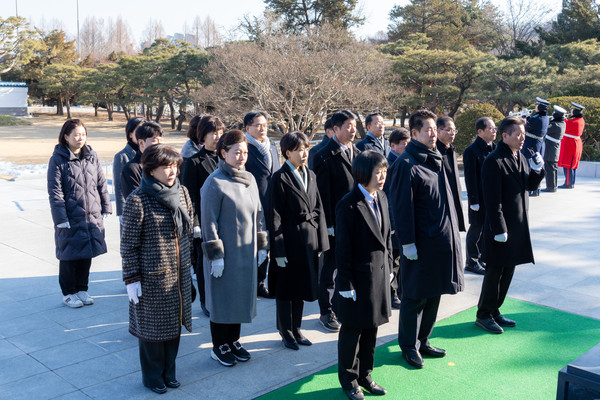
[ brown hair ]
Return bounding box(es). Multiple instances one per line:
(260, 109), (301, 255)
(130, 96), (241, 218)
(58, 119), (87, 146)
(197, 115), (225, 144)
(141, 144), (183, 176)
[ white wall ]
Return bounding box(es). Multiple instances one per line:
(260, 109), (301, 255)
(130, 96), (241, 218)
(0, 87), (28, 108)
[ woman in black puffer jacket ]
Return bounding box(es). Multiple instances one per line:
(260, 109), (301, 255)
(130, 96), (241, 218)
(47, 119), (112, 308)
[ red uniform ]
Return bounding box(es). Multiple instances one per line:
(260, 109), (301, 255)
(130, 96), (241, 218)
(558, 117), (585, 169)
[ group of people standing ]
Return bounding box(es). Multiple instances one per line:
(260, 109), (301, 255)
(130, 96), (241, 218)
(45, 100), (583, 398)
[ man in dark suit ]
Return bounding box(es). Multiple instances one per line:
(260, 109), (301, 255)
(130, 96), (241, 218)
(463, 117), (497, 275)
(308, 117), (334, 170)
(476, 116), (545, 334)
(356, 112), (391, 157)
(313, 110), (361, 332)
(387, 128), (410, 166)
(243, 110), (281, 298)
(388, 109), (464, 369)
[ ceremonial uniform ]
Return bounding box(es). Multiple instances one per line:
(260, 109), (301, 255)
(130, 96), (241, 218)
(558, 116), (585, 188)
(543, 107), (566, 192)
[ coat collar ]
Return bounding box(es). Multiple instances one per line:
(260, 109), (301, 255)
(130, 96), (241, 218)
(497, 140), (525, 188)
(281, 162), (312, 207)
(350, 185), (386, 247)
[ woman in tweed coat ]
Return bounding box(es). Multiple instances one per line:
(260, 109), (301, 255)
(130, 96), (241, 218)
(121, 144), (194, 395)
(201, 129), (269, 367)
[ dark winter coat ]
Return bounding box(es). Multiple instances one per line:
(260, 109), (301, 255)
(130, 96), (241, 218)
(388, 141), (464, 300)
(266, 162), (329, 301)
(245, 141), (281, 207)
(120, 184), (194, 342)
(482, 140), (545, 267)
(544, 120), (566, 163)
(308, 135), (330, 170)
(463, 136), (496, 225)
(436, 141), (465, 232)
(312, 138), (360, 228)
(334, 186), (392, 328)
(120, 151), (142, 201)
(113, 143), (137, 216)
(47, 144), (111, 261)
(356, 133), (391, 157)
(180, 147), (218, 226)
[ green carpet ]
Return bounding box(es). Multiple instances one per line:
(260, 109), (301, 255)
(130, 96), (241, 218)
(260, 298), (600, 400)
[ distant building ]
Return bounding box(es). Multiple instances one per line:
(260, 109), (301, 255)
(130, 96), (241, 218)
(168, 32), (198, 46)
(0, 82), (28, 117)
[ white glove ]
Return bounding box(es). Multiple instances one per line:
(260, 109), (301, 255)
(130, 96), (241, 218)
(339, 290), (356, 301)
(211, 259), (225, 278)
(57, 221), (70, 229)
(470, 204), (480, 211)
(276, 257), (288, 268)
(403, 243), (418, 260)
(528, 152), (543, 171)
(494, 232), (508, 242)
(258, 249), (268, 265)
(102, 213), (109, 219)
(327, 227), (335, 236)
(126, 281), (142, 304)
(193, 226), (202, 238)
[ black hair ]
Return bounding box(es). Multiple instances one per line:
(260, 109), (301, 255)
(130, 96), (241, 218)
(475, 117), (493, 132)
(388, 128), (410, 145)
(352, 150), (388, 186)
(135, 121), (163, 141)
(280, 131), (310, 159)
(216, 129), (247, 160)
(331, 110), (357, 129)
(141, 144), (182, 176)
(365, 112), (383, 129)
(498, 116), (525, 137)
(125, 117), (145, 139)
(186, 115), (202, 143)
(572, 109), (583, 118)
(324, 117), (333, 131)
(243, 110), (269, 130)
(58, 119), (86, 146)
(408, 109), (437, 134)
(197, 115), (225, 144)
(436, 116), (454, 130)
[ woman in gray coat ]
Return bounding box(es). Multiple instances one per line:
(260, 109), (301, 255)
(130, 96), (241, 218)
(47, 119), (111, 308)
(201, 129), (269, 367)
(121, 144), (194, 395)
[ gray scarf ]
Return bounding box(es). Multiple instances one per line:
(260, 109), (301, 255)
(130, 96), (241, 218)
(245, 132), (272, 170)
(140, 173), (191, 238)
(218, 159), (254, 187)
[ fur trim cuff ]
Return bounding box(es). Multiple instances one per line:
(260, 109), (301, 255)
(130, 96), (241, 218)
(257, 231), (269, 250)
(202, 239), (225, 261)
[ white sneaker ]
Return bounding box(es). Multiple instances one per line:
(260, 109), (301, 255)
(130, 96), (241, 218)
(63, 294), (83, 308)
(76, 291), (94, 305)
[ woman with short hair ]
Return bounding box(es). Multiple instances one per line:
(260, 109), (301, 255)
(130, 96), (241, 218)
(180, 115), (203, 158)
(47, 119), (112, 308)
(201, 129), (269, 367)
(121, 144), (195, 394)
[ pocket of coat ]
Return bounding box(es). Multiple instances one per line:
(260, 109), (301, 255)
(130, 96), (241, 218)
(148, 269), (170, 275)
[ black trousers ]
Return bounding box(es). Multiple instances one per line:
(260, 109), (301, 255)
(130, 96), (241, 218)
(477, 263), (516, 319)
(563, 167), (577, 186)
(210, 321), (241, 348)
(390, 248), (401, 298)
(544, 161), (558, 190)
(139, 336), (180, 389)
(398, 295), (441, 351)
(276, 299), (304, 341)
(58, 258), (92, 296)
(192, 238), (206, 304)
(258, 255), (268, 289)
(465, 218), (484, 267)
(318, 236), (337, 316)
(338, 324), (377, 390)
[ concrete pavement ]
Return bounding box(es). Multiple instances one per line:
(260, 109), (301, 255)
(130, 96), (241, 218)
(0, 172), (599, 400)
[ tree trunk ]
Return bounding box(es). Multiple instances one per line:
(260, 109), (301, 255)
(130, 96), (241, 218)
(155, 99), (165, 123)
(57, 98), (64, 116)
(106, 102), (114, 121)
(167, 99), (176, 129)
(124, 106), (131, 121)
(400, 106), (408, 128)
(66, 98), (72, 119)
(94, 103), (99, 117)
(355, 115), (366, 140)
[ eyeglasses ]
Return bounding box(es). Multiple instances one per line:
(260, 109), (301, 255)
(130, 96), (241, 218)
(251, 123), (268, 129)
(443, 128), (459, 134)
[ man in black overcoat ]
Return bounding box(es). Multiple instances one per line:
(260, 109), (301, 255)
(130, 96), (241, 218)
(476, 116), (545, 334)
(313, 110), (361, 332)
(356, 112), (391, 157)
(463, 117), (497, 274)
(388, 110), (464, 369)
(308, 117), (334, 170)
(243, 110), (281, 298)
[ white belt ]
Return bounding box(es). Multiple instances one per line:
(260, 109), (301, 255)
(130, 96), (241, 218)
(563, 133), (580, 139)
(525, 132), (544, 140)
(545, 136), (561, 144)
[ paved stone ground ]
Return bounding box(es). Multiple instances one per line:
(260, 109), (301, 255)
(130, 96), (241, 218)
(0, 173), (599, 400)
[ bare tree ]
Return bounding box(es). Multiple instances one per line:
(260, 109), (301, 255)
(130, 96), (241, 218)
(141, 20), (166, 49)
(79, 16), (107, 61)
(106, 17), (136, 56)
(496, 0), (553, 56)
(191, 16), (223, 49)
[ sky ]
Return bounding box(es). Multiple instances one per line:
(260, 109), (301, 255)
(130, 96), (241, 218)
(2, 0), (563, 46)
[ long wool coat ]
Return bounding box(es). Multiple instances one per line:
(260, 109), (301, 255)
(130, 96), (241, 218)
(201, 161), (269, 324)
(388, 141), (464, 300)
(463, 136), (496, 225)
(482, 140), (545, 267)
(120, 184), (194, 342)
(334, 186), (393, 329)
(266, 163), (329, 301)
(47, 144), (111, 261)
(558, 117), (585, 169)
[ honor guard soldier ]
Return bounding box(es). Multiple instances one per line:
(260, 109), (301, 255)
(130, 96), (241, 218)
(558, 102), (585, 189)
(522, 97), (550, 197)
(542, 106), (567, 192)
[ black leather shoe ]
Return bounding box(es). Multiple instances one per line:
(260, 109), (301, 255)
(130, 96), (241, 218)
(165, 380), (180, 388)
(391, 296), (402, 309)
(150, 385), (167, 394)
(476, 317), (504, 334)
(558, 184), (574, 189)
(420, 344), (446, 358)
(343, 387), (365, 400)
(402, 348), (424, 369)
(283, 339), (299, 350)
(293, 331), (312, 346)
(357, 379), (387, 395)
(257, 284), (273, 298)
(494, 314), (516, 327)
(541, 187), (557, 193)
(465, 263), (485, 275)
